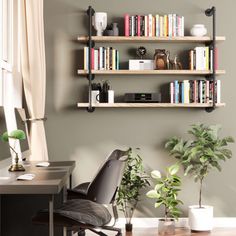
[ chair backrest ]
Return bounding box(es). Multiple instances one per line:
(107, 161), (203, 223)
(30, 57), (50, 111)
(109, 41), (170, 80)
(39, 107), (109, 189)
(86, 149), (129, 204)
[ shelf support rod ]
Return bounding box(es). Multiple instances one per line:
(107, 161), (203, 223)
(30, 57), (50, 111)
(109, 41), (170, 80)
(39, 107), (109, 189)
(205, 6), (216, 113)
(87, 6), (95, 113)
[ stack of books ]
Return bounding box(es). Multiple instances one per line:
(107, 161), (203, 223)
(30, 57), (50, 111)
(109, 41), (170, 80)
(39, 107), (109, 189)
(124, 14), (184, 37)
(170, 80), (221, 104)
(189, 47), (218, 70)
(84, 47), (119, 70)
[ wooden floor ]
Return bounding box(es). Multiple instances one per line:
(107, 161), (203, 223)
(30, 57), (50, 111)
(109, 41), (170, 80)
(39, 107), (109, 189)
(86, 228), (236, 235)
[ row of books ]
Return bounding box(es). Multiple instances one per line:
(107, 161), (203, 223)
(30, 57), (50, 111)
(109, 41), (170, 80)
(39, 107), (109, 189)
(170, 80), (221, 104)
(84, 47), (119, 71)
(189, 47), (218, 71)
(124, 14), (185, 37)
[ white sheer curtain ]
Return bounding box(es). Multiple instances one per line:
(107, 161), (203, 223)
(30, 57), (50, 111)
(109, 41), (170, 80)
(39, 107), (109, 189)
(19, 0), (48, 161)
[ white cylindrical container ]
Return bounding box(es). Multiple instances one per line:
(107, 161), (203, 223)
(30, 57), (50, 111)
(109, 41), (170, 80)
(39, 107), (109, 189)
(188, 205), (213, 231)
(91, 90), (100, 104)
(190, 24), (207, 37)
(108, 90), (114, 103)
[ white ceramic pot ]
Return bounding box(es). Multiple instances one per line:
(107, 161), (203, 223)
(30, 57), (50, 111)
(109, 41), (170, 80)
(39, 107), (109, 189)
(188, 205), (213, 231)
(190, 24), (207, 37)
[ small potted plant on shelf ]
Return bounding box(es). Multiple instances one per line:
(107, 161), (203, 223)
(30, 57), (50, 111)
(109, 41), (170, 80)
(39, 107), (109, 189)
(165, 124), (234, 232)
(116, 148), (150, 232)
(1, 129), (26, 172)
(146, 164), (183, 235)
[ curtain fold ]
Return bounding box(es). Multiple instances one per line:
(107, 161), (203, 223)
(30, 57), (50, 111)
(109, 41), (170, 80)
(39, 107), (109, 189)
(19, 0), (48, 161)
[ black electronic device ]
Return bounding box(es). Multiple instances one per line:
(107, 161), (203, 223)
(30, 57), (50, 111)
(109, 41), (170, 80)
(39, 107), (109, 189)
(124, 93), (162, 103)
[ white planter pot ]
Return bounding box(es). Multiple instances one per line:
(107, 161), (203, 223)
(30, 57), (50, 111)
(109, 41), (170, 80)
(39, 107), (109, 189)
(190, 24), (207, 37)
(188, 205), (213, 231)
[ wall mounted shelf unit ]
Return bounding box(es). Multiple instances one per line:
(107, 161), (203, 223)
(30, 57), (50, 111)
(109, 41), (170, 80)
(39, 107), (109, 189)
(77, 36), (226, 43)
(78, 6), (225, 113)
(77, 103), (226, 108)
(77, 70), (225, 76)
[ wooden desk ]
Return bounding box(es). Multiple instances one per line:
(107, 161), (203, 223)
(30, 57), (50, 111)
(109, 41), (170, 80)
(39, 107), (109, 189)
(0, 161), (75, 236)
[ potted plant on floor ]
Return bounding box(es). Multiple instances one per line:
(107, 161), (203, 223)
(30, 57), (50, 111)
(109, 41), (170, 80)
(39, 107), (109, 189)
(116, 148), (150, 232)
(165, 124), (234, 232)
(1, 129), (26, 171)
(146, 164), (183, 235)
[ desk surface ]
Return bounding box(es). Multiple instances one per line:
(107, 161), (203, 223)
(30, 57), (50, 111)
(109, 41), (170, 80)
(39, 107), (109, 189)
(0, 161), (75, 194)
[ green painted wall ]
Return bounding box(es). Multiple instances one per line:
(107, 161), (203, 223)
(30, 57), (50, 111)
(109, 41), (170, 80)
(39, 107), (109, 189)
(44, 0), (236, 217)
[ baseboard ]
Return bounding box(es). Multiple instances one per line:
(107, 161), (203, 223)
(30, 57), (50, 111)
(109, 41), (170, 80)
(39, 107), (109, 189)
(114, 217), (236, 228)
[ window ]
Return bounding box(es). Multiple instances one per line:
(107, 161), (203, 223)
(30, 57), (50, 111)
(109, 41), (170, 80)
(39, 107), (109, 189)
(0, 0), (22, 108)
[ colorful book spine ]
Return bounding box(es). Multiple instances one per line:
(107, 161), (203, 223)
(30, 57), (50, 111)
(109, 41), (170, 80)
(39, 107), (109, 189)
(155, 15), (159, 36)
(164, 15), (168, 37)
(159, 16), (164, 37)
(137, 15), (141, 36)
(124, 14), (129, 36)
(174, 80), (179, 103)
(148, 14), (153, 37)
(168, 14), (172, 37)
(170, 82), (174, 103)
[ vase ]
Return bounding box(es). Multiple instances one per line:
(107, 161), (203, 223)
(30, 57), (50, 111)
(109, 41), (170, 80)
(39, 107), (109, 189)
(158, 219), (175, 235)
(188, 205), (213, 232)
(112, 23), (119, 36)
(190, 24), (207, 37)
(125, 223), (133, 232)
(154, 49), (168, 70)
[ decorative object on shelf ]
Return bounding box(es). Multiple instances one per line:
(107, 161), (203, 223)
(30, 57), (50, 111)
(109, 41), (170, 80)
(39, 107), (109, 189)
(154, 49), (168, 70)
(146, 164), (182, 235)
(128, 47), (154, 70)
(170, 56), (183, 70)
(117, 148), (150, 232)
(1, 130), (26, 172)
(92, 81), (113, 103)
(106, 23), (119, 36)
(190, 24), (207, 37)
(165, 124), (234, 232)
(137, 46), (147, 59)
(91, 83), (101, 104)
(92, 12), (107, 36)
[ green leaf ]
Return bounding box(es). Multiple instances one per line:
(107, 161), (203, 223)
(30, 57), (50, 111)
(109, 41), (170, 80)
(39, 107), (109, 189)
(146, 190), (160, 199)
(168, 164), (179, 176)
(9, 130), (26, 140)
(154, 184), (163, 191)
(151, 170), (161, 179)
(154, 201), (162, 208)
(1, 132), (9, 142)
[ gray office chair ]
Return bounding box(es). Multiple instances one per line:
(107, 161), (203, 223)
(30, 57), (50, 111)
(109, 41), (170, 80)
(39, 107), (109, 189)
(33, 149), (129, 236)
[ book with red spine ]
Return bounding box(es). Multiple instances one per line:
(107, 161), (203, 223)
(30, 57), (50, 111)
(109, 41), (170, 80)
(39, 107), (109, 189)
(137, 15), (141, 36)
(124, 14), (129, 36)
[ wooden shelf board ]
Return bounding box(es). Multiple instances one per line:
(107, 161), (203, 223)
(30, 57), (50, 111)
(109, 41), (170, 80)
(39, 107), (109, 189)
(77, 70), (225, 75)
(77, 36), (226, 43)
(77, 103), (226, 108)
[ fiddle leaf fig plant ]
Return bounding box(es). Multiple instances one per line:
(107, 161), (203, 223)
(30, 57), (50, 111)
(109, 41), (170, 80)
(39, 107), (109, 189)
(117, 148), (150, 225)
(146, 164), (183, 220)
(165, 124), (234, 208)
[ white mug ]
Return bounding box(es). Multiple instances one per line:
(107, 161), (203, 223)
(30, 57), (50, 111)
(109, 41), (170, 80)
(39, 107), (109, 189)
(91, 90), (100, 104)
(92, 12), (107, 36)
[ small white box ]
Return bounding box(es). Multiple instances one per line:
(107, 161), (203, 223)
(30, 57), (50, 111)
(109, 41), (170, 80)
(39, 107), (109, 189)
(129, 60), (154, 70)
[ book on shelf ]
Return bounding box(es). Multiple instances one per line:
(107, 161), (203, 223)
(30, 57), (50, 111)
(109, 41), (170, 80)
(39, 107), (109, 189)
(189, 47), (218, 71)
(124, 13), (184, 37)
(170, 80), (221, 104)
(83, 47), (120, 71)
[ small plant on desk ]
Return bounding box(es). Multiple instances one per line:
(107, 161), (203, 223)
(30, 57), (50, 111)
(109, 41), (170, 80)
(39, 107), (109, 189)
(1, 129), (26, 172)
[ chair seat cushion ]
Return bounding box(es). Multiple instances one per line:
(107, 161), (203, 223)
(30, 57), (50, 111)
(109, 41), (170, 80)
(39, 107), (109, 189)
(54, 199), (111, 227)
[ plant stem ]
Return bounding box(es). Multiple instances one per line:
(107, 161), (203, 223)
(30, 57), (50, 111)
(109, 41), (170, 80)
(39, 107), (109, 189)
(199, 177), (204, 208)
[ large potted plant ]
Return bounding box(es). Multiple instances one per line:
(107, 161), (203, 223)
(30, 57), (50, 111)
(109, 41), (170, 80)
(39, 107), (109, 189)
(1, 129), (26, 171)
(146, 164), (182, 235)
(116, 148), (150, 232)
(165, 124), (234, 232)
